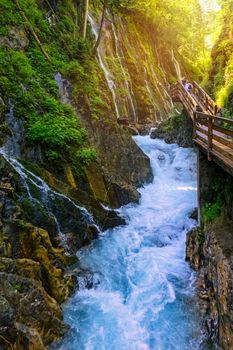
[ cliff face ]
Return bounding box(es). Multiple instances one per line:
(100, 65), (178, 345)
(89, 12), (175, 125)
(186, 152), (233, 349)
(186, 219), (233, 349)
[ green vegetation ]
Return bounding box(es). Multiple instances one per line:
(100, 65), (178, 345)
(0, 0), (106, 174)
(109, 0), (208, 80)
(201, 174), (233, 225)
(202, 201), (221, 224)
(162, 112), (186, 132)
(201, 177), (223, 225)
(203, 0), (233, 115)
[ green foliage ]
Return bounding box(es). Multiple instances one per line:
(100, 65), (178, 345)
(16, 219), (27, 229)
(202, 201), (221, 224)
(13, 283), (21, 291)
(0, 0), (101, 174)
(162, 111), (186, 132)
(27, 100), (86, 148)
(110, 0), (208, 79)
(203, 0), (233, 116)
(76, 148), (96, 165)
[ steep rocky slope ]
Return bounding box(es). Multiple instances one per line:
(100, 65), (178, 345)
(186, 153), (233, 349)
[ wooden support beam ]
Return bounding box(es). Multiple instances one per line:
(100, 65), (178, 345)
(207, 117), (213, 160)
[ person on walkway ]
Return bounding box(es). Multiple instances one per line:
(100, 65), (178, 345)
(185, 82), (193, 94)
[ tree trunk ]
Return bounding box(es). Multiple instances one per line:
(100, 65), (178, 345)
(82, 0), (89, 39)
(14, 0), (51, 63)
(93, 0), (108, 53)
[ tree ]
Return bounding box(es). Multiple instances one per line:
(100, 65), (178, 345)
(82, 0), (89, 38)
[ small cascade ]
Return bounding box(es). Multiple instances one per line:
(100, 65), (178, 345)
(110, 16), (138, 123)
(144, 68), (160, 121)
(0, 147), (96, 247)
(88, 14), (120, 119)
(4, 101), (25, 158)
(171, 49), (182, 82)
(89, 13), (173, 124)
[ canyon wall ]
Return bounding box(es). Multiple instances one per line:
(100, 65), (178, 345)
(186, 151), (233, 349)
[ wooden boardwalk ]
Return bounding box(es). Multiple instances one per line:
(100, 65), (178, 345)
(171, 82), (233, 176)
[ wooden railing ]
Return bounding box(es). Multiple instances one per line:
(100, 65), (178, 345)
(171, 82), (197, 119)
(194, 112), (233, 166)
(192, 81), (218, 116)
(171, 81), (233, 174)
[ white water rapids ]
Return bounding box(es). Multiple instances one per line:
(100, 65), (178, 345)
(52, 136), (210, 350)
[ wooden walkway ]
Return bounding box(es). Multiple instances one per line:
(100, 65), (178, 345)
(171, 82), (233, 176)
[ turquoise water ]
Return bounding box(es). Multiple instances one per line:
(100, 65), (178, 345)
(53, 136), (207, 350)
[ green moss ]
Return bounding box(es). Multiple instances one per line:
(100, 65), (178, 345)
(16, 219), (27, 229)
(0, 0), (102, 175)
(202, 200), (221, 224)
(162, 111), (186, 131)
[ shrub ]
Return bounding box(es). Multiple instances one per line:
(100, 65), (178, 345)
(76, 148), (96, 166)
(202, 201), (221, 224)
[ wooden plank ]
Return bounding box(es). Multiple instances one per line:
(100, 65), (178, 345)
(196, 133), (208, 144)
(213, 134), (233, 149)
(210, 149), (233, 177)
(197, 119), (208, 127)
(213, 142), (233, 161)
(196, 111), (233, 125)
(213, 124), (233, 137)
(197, 126), (208, 136)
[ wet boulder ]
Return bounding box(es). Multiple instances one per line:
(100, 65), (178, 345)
(0, 272), (68, 347)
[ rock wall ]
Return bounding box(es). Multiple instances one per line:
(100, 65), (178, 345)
(0, 156), (74, 349)
(150, 111), (193, 148)
(186, 151), (233, 349)
(89, 12), (175, 125)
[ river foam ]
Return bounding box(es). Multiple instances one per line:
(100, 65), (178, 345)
(52, 136), (207, 350)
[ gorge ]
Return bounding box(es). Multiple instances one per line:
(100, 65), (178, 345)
(0, 0), (233, 349)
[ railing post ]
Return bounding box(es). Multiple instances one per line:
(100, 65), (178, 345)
(205, 96), (208, 112)
(193, 110), (197, 140)
(207, 116), (213, 161)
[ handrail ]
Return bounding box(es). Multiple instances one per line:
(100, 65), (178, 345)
(171, 81), (233, 172)
(196, 111), (233, 126)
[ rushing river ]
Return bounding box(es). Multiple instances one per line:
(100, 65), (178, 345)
(53, 136), (207, 350)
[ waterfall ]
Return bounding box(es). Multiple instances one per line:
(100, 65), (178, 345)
(110, 16), (138, 123)
(51, 136), (208, 350)
(88, 14), (120, 119)
(171, 49), (182, 82)
(144, 68), (160, 121)
(0, 144), (96, 248)
(4, 101), (25, 158)
(89, 13), (173, 124)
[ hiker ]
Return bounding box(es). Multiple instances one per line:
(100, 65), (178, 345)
(185, 82), (193, 94)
